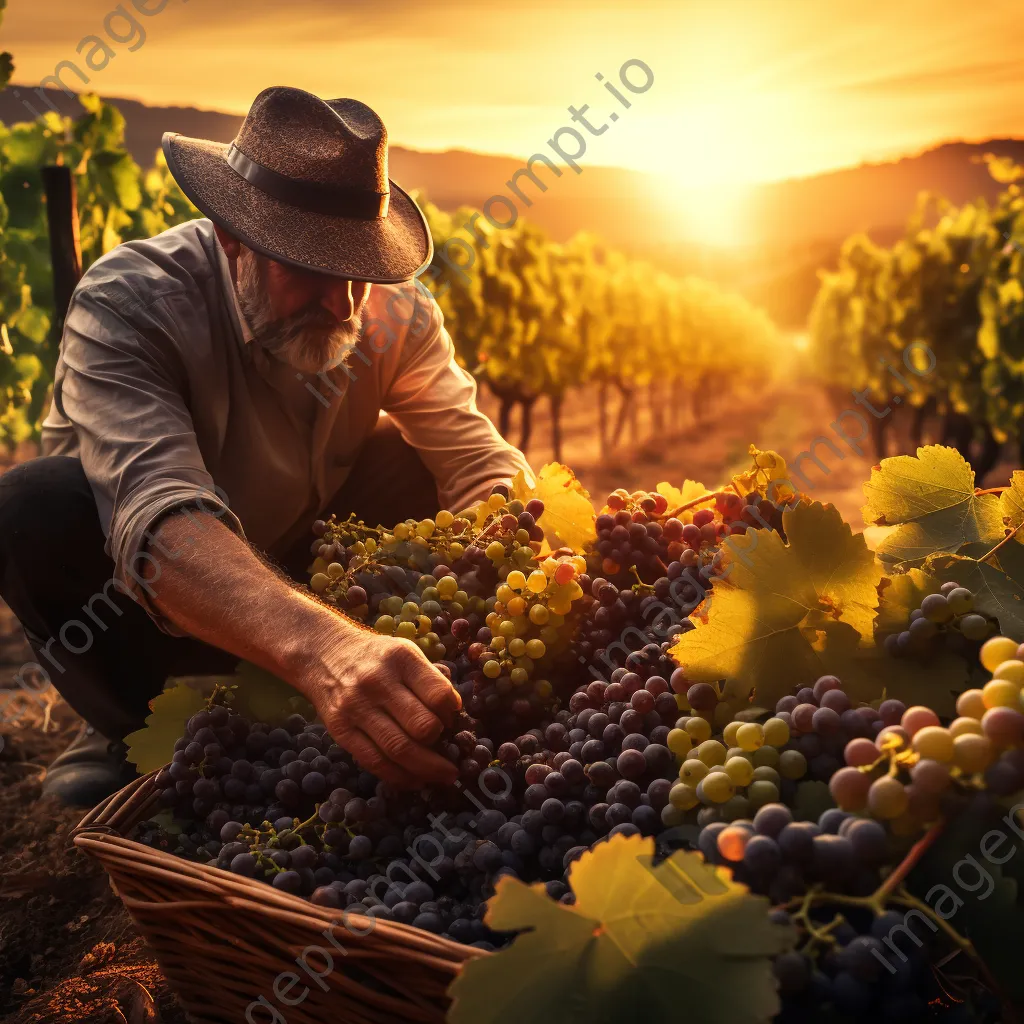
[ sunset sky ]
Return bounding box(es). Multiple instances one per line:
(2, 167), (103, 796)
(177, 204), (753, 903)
(4, 0), (1023, 239)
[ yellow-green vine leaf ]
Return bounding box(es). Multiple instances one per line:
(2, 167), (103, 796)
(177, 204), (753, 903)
(731, 446), (799, 504)
(513, 462), (596, 553)
(861, 446), (1004, 565)
(447, 834), (789, 1024)
(232, 660), (313, 725)
(926, 553), (1024, 642)
(999, 471), (1024, 539)
(655, 480), (714, 519)
(124, 680), (206, 773)
(874, 567), (941, 638)
(670, 502), (882, 708)
(815, 622), (966, 717)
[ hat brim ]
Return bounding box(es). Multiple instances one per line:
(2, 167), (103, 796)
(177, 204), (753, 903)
(163, 134), (433, 283)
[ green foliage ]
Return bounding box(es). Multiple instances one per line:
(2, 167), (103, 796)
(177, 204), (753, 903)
(808, 156), (1024, 443)
(0, 91), (201, 447)
(906, 802), (1024, 1007)
(230, 660), (313, 724)
(412, 193), (778, 406)
(124, 680), (207, 774)
(669, 501), (886, 709)
(669, 489), (973, 714)
(447, 833), (789, 1024)
(862, 445), (1005, 565)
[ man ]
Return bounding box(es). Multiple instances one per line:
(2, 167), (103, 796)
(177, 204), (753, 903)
(0, 86), (532, 805)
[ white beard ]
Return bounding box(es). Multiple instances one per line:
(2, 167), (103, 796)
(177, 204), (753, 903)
(236, 248), (365, 374)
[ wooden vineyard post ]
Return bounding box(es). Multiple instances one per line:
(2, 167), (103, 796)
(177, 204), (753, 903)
(41, 164), (82, 342)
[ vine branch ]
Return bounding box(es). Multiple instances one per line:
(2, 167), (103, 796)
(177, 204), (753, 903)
(876, 819), (945, 899)
(666, 491), (722, 518)
(978, 520), (1024, 566)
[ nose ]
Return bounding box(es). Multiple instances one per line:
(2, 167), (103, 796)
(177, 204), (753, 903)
(318, 279), (356, 323)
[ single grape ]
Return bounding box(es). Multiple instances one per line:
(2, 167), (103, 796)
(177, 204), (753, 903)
(752, 803), (792, 838)
(829, 767), (871, 811)
(867, 776), (908, 819)
(911, 725), (954, 762)
(901, 706), (940, 736)
(946, 587), (974, 615)
(920, 593), (953, 624)
(717, 824), (752, 861)
(700, 771), (735, 804)
(910, 758), (951, 794)
(981, 635), (1019, 672)
(952, 733), (994, 773)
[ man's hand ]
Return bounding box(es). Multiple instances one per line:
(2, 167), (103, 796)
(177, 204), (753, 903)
(145, 511), (462, 791)
(304, 627), (462, 789)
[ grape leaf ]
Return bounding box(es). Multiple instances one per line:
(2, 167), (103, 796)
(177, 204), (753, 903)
(669, 502), (882, 708)
(999, 470), (1024, 538)
(231, 660), (313, 725)
(861, 446), (1004, 565)
(874, 567), (941, 638)
(513, 462), (596, 553)
(655, 479), (714, 520)
(447, 835), (788, 1024)
(904, 801), (1024, 1006)
(926, 553), (1024, 642)
(731, 446), (798, 504)
(990, 539), (1024, 592)
(791, 780), (834, 822)
(815, 624), (967, 718)
(123, 681), (206, 774)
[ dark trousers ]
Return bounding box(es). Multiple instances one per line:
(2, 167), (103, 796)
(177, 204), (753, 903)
(0, 420), (439, 740)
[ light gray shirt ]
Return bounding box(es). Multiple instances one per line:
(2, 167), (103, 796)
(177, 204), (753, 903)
(42, 218), (531, 623)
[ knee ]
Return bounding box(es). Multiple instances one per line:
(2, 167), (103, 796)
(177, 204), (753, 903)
(0, 457), (96, 552)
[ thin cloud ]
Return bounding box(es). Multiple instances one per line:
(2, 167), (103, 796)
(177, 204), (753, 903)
(835, 58), (1024, 95)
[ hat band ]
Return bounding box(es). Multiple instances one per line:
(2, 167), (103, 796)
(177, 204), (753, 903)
(226, 144), (390, 219)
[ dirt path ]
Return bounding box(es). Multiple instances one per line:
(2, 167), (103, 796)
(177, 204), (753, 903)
(481, 374), (883, 527)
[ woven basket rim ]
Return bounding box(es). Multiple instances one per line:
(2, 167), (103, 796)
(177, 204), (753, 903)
(74, 767), (487, 966)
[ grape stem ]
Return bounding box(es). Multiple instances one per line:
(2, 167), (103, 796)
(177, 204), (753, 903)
(978, 519), (1024, 566)
(876, 819), (945, 899)
(779, 817), (1018, 1023)
(974, 487), (1007, 496)
(780, 889), (989, 998)
(665, 491), (723, 518)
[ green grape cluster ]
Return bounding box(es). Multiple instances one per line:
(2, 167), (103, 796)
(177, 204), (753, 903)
(663, 705), (798, 827)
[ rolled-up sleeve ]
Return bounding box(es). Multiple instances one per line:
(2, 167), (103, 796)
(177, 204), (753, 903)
(380, 294), (535, 510)
(55, 287), (243, 618)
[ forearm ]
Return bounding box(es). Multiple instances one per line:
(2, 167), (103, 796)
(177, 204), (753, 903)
(142, 507), (459, 788)
(145, 510), (348, 699)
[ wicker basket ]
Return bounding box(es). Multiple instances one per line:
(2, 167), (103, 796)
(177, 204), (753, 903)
(73, 771), (482, 1024)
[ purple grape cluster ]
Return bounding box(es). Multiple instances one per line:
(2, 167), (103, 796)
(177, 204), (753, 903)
(138, 676), (686, 949)
(882, 580), (994, 663)
(773, 676), (888, 784)
(699, 802), (889, 904)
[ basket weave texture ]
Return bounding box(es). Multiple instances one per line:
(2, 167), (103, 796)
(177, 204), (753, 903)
(74, 771), (481, 1024)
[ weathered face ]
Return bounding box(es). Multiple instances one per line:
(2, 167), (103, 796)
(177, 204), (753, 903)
(235, 246), (373, 373)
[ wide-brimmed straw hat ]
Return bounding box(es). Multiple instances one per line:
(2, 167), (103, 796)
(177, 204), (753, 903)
(162, 86), (432, 282)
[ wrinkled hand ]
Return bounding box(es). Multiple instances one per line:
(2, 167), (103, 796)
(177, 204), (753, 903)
(308, 627), (461, 788)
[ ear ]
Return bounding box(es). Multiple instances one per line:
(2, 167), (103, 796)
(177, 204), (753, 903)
(212, 221), (242, 258)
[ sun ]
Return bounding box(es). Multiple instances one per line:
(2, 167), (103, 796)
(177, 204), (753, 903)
(644, 97), (763, 248)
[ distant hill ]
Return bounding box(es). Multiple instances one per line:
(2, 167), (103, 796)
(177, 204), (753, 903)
(0, 86), (665, 253)
(3, 86), (1023, 324)
(746, 139), (1024, 248)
